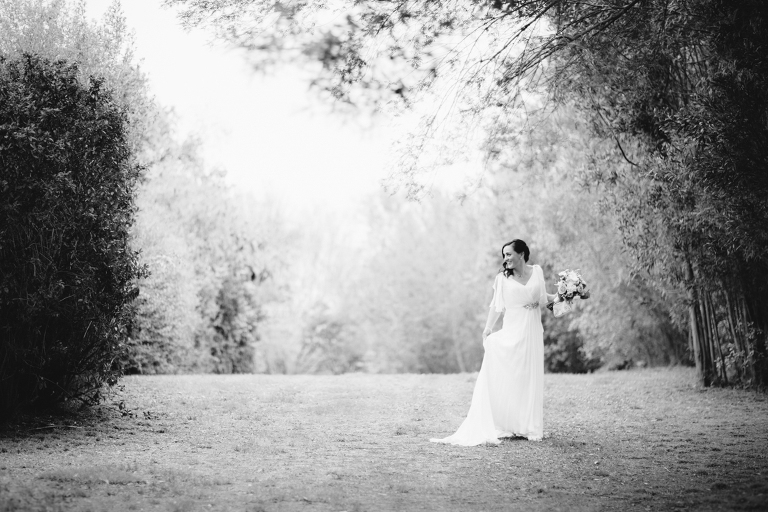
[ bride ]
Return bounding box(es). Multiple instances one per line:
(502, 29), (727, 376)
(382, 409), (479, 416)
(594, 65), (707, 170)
(431, 239), (556, 445)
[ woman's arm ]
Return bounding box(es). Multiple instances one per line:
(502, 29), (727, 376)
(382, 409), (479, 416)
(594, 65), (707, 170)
(537, 265), (558, 306)
(483, 308), (502, 340)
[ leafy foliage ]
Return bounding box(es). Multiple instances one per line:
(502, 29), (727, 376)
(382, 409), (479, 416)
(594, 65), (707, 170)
(0, 0), (278, 380)
(0, 0), (154, 157)
(0, 54), (144, 414)
(128, 129), (277, 375)
(294, 303), (364, 374)
(170, 0), (768, 385)
(540, 0), (768, 385)
(542, 316), (599, 374)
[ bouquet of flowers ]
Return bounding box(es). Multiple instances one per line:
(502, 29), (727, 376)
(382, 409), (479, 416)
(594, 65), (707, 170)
(547, 269), (590, 317)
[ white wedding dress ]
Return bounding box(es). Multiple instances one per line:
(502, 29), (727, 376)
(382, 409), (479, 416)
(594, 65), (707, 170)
(431, 265), (546, 445)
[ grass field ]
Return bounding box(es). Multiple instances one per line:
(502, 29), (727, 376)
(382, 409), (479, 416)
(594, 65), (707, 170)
(1, 368), (767, 511)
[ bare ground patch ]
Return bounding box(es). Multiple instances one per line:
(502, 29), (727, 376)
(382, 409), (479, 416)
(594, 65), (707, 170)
(1, 368), (767, 511)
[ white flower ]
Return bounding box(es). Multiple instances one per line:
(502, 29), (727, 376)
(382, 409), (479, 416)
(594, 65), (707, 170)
(566, 283), (578, 293)
(557, 282), (567, 294)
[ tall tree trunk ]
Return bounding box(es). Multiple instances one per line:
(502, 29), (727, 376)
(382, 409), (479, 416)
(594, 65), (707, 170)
(686, 258), (707, 386)
(699, 295), (717, 384)
(708, 292), (728, 385)
(724, 289), (743, 383)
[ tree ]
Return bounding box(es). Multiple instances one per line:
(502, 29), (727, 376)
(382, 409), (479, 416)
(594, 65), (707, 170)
(169, 0), (768, 386)
(0, 0), (154, 156)
(0, 54), (144, 414)
(0, 0), (282, 382)
(128, 129), (278, 374)
(536, 0), (768, 386)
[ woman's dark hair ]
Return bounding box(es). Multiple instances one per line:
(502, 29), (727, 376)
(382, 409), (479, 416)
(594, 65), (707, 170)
(499, 239), (530, 277)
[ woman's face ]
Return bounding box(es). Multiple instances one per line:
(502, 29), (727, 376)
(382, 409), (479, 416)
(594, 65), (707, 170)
(503, 245), (523, 268)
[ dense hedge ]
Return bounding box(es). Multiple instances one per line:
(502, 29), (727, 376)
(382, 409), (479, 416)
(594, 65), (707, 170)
(0, 54), (144, 416)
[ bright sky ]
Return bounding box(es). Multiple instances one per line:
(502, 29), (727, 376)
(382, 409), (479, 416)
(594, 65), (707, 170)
(85, 0), (395, 216)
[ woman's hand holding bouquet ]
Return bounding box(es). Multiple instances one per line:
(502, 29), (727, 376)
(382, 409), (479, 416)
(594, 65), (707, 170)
(547, 269), (589, 317)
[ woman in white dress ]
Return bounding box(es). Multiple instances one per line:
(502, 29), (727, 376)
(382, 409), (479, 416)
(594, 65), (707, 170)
(431, 239), (556, 445)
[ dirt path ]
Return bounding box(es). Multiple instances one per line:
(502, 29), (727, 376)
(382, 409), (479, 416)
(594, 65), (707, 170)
(1, 368), (767, 511)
